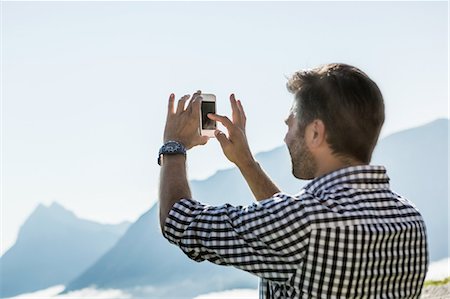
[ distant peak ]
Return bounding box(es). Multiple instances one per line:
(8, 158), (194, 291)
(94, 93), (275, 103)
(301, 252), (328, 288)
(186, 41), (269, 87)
(49, 202), (67, 210)
(33, 201), (75, 218)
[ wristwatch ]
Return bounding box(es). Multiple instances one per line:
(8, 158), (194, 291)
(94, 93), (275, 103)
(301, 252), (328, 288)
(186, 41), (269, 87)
(157, 140), (187, 166)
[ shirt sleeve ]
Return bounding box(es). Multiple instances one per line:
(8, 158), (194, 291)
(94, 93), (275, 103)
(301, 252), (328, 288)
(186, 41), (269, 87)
(162, 193), (311, 283)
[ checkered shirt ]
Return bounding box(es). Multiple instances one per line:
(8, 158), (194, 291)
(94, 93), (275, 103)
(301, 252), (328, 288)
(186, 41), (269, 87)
(163, 165), (429, 298)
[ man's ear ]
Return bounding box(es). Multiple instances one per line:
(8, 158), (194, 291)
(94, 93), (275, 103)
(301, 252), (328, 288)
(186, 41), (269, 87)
(306, 119), (326, 149)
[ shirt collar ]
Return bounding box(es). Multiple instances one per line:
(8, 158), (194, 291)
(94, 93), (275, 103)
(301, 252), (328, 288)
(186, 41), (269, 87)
(303, 165), (390, 196)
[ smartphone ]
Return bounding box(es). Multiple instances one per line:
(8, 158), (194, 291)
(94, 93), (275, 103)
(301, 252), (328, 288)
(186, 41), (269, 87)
(200, 93), (216, 137)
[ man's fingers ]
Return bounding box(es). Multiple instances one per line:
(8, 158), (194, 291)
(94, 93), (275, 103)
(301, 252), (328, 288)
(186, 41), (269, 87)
(198, 135), (209, 145)
(192, 96), (202, 118)
(208, 113), (233, 129)
(230, 93), (240, 122)
(189, 90), (202, 104)
(214, 130), (230, 148)
(230, 94), (246, 129)
(176, 95), (189, 114)
(237, 100), (246, 119)
(237, 99), (246, 129)
(167, 93), (175, 116)
(188, 90), (202, 114)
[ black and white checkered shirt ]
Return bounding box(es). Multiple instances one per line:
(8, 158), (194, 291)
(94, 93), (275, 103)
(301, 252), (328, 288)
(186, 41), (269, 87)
(163, 165), (429, 298)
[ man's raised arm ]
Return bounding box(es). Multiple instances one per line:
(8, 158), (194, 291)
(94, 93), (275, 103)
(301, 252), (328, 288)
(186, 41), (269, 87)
(159, 91), (280, 234)
(208, 94), (280, 201)
(159, 92), (208, 232)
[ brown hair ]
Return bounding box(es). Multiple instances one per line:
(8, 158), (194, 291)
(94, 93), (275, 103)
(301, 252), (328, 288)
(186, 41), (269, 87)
(286, 63), (385, 163)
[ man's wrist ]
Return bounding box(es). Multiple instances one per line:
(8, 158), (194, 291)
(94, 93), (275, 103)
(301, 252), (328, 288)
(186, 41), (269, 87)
(158, 140), (187, 166)
(164, 137), (184, 144)
(160, 154), (186, 166)
(236, 157), (258, 174)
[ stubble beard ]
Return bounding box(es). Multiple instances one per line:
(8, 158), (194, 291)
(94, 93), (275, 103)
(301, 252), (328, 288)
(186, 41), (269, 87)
(290, 137), (317, 180)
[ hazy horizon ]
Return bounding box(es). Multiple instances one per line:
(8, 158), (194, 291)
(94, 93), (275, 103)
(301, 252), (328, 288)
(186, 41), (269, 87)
(3, 257), (450, 299)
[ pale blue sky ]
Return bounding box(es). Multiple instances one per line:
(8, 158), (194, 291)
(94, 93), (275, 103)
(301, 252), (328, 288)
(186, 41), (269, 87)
(2, 1), (448, 255)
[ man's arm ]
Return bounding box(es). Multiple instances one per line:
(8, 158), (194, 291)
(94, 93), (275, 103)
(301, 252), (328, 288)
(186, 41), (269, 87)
(208, 95), (280, 201)
(159, 91), (208, 231)
(159, 155), (190, 232)
(235, 158), (280, 201)
(163, 192), (309, 283)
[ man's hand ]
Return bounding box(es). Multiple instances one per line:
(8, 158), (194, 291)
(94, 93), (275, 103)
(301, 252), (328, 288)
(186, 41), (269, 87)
(164, 91), (209, 149)
(208, 94), (280, 201)
(208, 94), (255, 169)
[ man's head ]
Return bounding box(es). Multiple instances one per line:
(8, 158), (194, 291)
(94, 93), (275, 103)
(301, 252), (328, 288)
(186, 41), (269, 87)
(284, 63), (385, 180)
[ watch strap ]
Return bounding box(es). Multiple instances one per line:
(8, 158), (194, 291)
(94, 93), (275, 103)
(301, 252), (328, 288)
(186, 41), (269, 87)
(158, 140), (187, 166)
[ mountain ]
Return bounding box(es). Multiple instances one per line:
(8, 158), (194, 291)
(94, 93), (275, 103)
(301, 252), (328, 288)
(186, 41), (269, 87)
(0, 202), (130, 298)
(63, 203), (257, 298)
(62, 118), (449, 297)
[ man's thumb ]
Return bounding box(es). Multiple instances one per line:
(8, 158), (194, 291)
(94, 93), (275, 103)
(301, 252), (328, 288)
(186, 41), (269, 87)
(199, 135), (209, 145)
(214, 129), (230, 148)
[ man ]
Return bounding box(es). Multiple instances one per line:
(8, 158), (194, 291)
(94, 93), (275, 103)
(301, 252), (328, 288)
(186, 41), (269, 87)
(158, 63), (428, 298)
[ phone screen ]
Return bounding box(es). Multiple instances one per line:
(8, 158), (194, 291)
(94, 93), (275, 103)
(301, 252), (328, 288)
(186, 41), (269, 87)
(201, 101), (216, 130)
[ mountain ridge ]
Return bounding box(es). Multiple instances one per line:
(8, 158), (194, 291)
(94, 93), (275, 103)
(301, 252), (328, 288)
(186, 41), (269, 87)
(0, 203), (131, 298)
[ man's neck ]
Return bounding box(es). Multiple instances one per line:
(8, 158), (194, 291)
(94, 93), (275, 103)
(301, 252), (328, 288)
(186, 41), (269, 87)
(314, 155), (365, 178)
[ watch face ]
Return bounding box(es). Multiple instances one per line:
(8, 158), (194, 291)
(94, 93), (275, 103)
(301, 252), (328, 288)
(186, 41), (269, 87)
(162, 141), (185, 155)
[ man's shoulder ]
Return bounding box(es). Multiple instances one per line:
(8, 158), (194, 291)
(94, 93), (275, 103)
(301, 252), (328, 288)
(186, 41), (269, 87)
(258, 191), (317, 206)
(282, 187), (424, 227)
(255, 191), (329, 220)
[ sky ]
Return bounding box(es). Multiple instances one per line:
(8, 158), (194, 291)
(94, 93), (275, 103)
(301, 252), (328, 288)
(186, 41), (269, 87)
(1, 1), (449, 256)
